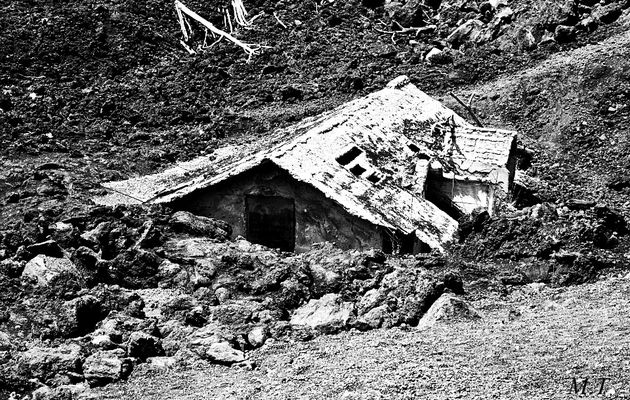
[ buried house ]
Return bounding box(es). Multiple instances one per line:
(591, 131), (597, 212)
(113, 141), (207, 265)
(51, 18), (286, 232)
(95, 76), (517, 254)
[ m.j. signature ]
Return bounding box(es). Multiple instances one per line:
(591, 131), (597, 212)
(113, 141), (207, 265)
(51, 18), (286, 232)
(570, 377), (611, 396)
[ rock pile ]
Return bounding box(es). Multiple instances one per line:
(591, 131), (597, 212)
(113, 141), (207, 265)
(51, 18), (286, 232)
(0, 205), (465, 397)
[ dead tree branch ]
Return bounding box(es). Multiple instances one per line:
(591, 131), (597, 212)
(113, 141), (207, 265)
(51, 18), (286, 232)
(449, 91), (484, 128)
(373, 23), (437, 37)
(231, 0), (252, 27)
(175, 0), (266, 61)
(273, 12), (288, 29)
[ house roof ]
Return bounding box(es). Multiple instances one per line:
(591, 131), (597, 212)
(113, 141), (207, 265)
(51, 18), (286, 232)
(95, 76), (516, 250)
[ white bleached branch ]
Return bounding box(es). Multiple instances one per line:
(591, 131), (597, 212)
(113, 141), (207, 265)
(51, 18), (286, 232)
(232, 0), (252, 27)
(174, 0), (265, 60)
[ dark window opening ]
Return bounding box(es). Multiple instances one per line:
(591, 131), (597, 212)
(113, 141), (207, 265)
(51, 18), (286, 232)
(349, 164), (366, 176)
(366, 172), (381, 183)
(246, 195), (295, 252)
(336, 146), (362, 166)
(382, 230), (419, 255)
(382, 231), (394, 255)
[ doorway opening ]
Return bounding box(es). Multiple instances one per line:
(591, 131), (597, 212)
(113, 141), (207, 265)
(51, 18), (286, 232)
(246, 195), (295, 252)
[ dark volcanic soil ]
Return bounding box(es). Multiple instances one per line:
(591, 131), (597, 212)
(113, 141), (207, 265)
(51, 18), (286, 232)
(1, 0), (626, 196)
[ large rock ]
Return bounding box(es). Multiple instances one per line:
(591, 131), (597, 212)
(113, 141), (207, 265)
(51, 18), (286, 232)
(26, 240), (64, 258)
(80, 221), (110, 248)
(390, 0), (435, 27)
(355, 305), (389, 331)
(93, 312), (158, 344)
(554, 25), (575, 43)
(157, 259), (217, 290)
(160, 320), (196, 356)
(307, 262), (342, 297)
(290, 293), (355, 333)
(187, 323), (244, 364)
(379, 269), (445, 325)
(58, 295), (103, 337)
(147, 356), (177, 369)
(195, 342), (245, 365)
(357, 288), (385, 315)
(208, 300), (262, 326)
(135, 288), (194, 321)
(169, 211), (231, 239)
(425, 47), (453, 64)
(126, 332), (164, 359)
(83, 349), (133, 387)
(90, 334), (118, 350)
(516, 28), (537, 51)
(188, 323), (235, 349)
(32, 384), (88, 400)
(19, 344), (82, 382)
(541, 0), (578, 28)
(446, 19), (485, 48)
(156, 260), (188, 289)
(247, 326), (267, 348)
(99, 248), (162, 289)
(21, 255), (81, 286)
(417, 293), (480, 329)
(592, 3), (623, 25)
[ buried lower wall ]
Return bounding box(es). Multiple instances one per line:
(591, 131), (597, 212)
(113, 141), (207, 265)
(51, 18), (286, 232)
(170, 162), (384, 253)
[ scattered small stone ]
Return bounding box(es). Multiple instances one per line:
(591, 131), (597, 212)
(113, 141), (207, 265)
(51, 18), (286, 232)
(247, 326), (267, 348)
(5, 192), (19, 203)
(0, 330), (11, 351)
(517, 28), (537, 50)
(577, 16), (598, 32)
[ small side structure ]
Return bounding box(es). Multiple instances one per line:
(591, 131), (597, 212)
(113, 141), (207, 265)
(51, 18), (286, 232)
(95, 76), (517, 254)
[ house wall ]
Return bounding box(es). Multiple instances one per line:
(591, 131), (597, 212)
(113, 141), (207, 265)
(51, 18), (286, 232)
(428, 178), (498, 216)
(171, 162), (383, 253)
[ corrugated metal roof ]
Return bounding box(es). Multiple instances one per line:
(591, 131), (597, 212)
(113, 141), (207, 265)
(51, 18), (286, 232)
(95, 76), (515, 250)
